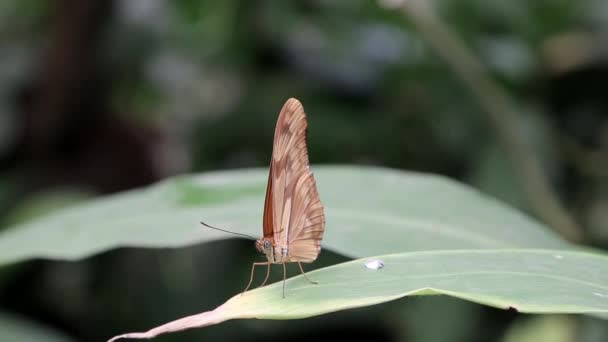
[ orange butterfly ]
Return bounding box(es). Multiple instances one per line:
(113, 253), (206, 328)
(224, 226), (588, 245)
(203, 98), (324, 297)
(245, 98), (325, 298)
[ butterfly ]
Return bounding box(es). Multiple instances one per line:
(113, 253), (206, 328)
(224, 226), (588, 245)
(201, 98), (324, 297)
(246, 98), (325, 298)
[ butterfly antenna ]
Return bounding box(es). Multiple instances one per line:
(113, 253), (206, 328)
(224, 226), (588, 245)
(200, 221), (257, 240)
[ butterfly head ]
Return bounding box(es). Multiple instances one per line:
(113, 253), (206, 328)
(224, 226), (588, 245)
(255, 238), (274, 260)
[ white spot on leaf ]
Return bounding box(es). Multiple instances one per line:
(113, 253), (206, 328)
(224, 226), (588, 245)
(553, 254), (563, 259)
(364, 259), (385, 270)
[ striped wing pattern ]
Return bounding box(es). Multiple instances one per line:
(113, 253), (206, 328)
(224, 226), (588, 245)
(262, 98), (325, 263)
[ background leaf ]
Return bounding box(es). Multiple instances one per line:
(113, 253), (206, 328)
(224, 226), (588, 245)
(0, 166), (569, 266)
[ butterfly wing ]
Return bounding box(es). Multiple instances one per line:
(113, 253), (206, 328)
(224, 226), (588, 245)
(262, 161), (275, 239)
(263, 98), (325, 262)
(285, 171), (325, 262)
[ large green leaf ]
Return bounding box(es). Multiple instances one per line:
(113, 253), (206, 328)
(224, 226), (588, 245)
(0, 166), (567, 266)
(107, 249), (608, 341)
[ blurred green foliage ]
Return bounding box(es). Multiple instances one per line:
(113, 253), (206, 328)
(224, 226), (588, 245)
(0, 0), (607, 341)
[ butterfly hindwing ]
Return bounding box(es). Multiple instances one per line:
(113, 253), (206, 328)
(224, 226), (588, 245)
(286, 171), (324, 262)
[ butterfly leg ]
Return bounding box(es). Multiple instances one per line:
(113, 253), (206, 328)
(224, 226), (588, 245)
(243, 262), (270, 295)
(282, 263), (287, 299)
(258, 263), (272, 288)
(297, 261), (318, 284)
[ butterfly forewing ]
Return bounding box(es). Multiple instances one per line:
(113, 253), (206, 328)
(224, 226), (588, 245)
(262, 98), (325, 263)
(262, 163), (275, 239)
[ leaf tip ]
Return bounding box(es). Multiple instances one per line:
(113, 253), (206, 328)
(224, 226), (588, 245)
(106, 303), (231, 340)
(107, 332), (153, 341)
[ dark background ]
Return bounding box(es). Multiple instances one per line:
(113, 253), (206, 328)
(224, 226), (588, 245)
(0, 0), (607, 341)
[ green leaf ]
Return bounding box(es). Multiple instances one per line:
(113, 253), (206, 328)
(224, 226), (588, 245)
(107, 249), (608, 341)
(0, 312), (74, 342)
(0, 166), (568, 266)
